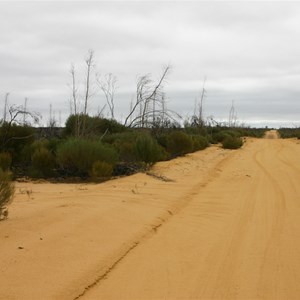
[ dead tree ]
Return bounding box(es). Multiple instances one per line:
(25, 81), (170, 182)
(193, 78), (206, 127)
(0, 104), (40, 151)
(70, 64), (78, 116)
(98, 73), (117, 120)
(48, 103), (57, 128)
(81, 50), (95, 136)
(3, 93), (9, 123)
(124, 65), (172, 128)
(23, 97), (28, 125)
(68, 50), (95, 137)
(84, 49), (94, 115)
(7, 105), (40, 126)
(229, 100), (238, 127)
(198, 77), (206, 126)
(69, 63), (81, 137)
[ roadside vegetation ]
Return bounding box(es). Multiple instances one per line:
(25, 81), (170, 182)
(0, 115), (266, 182)
(0, 106), (266, 219)
(278, 128), (300, 139)
(0, 168), (15, 221)
(0, 50), (271, 218)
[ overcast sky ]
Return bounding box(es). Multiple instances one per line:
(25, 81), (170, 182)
(1, 1), (300, 128)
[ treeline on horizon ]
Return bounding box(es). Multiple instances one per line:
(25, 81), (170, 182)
(0, 50), (293, 183)
(0, 111), (267, 182)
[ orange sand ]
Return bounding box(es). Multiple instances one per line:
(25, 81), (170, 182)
(1, 134), (300, 299)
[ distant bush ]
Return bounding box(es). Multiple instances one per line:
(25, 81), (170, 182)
(31, 139), (50, 151)
(31, 147), (56, 178)
(57, 138), (118, 176)
(0, 124), (35, 163)
(134, 133), (166, 163)
(104, 132), (138, 162)
(0, 152), (12, 171)
(0, 169), (15, 221)
(90, 161), (113, 181)
(211, 132), (229, 144)
(184, 123), (208, 136)
(167, 131), (193, 157)
(156, 134), (168, 149)
(47, 138), (63, 154)
(64, 114), (126, 137)
(238, 128), (266, 138)
(278, 128), (300, 139)
(222, 136), (243, 149)
(212, 130), (240, 143)
(191, 135), (209, 151)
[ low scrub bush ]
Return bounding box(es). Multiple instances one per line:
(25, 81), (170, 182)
(212, 130), (240, 144)
(47, 138), (63, 153)
(90, 161), (113, 181)
(238, 128), (266, 138)
(104, 132), (138, 162)
(0, 169), (15, 221)
(31, 147), (56, 178)
(211, 132), (230, 144)
(278, 128), (300, 139)
(222, 136), (243, 149)
(57, 138), (118, 176)
(64, 114), (126, 137)
(167, 131), (193, 157)
(0, 124), (35, 163)
(134, 133), (166, 163)
(156, 134), (168, 149)
(31, 139), (50, 151)
(192, 135), (209, 151)
(0, 152), (12, 171)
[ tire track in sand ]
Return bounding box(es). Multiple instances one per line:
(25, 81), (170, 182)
(253, 143), (287, 298)
(72, 149), (235, 300)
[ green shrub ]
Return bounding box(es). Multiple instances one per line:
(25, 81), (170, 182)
(31, 139), (49, 151)
(64, 114), (126, 137)
(117, 141), (136, 162)
(156, 134), (168, 149)
(212, 130), (240, 143)
(90, 161), (113, 181)
(278, 128), (300, 139)
(167, 131), (193, 157)
(192, 136), (209, 151)
(57, 138), (118, 176)
(0, 169), (15, 221)
(212, 132), (230, 143)
(104, 132), (138, 162)
(0, 152), (12, 171)
(0, 124), (35, 163)
(31, 147), (56, 178)
(134, 134), (166, 163)
(222, 136), (243, 149)
(238, 128), (266, 138)
(47, 138), (63, 153)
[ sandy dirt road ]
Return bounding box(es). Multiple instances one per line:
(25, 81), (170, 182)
(1, 134), (300, 299)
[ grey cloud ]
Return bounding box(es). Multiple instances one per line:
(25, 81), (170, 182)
(0, 1), (299, 127)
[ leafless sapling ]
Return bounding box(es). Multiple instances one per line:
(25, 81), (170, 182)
(124, 65), (173, 128)
(98, 73), (118, 120)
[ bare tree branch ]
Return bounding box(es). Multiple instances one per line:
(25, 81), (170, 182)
(98, 73), (118, 120)
(70, 63), (78, 115)
(124, 65), (171, 128)
(3, 93), (9, 122)
(84, 49), (94, 115)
